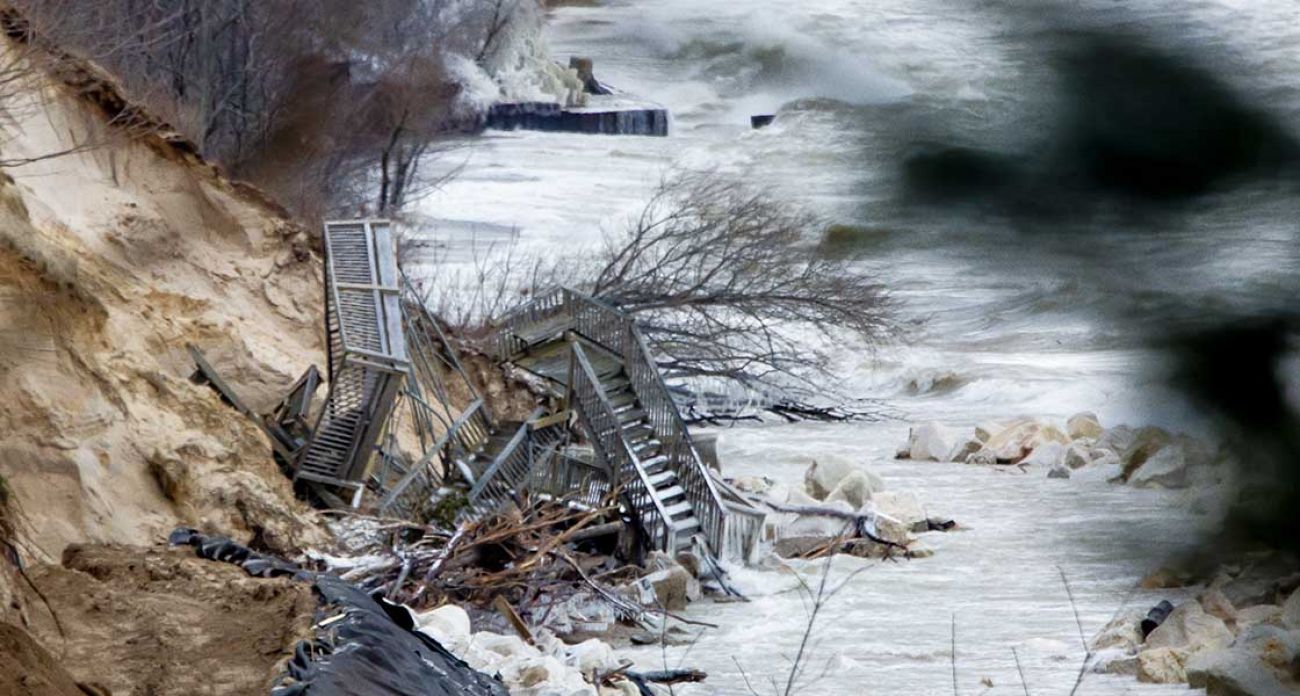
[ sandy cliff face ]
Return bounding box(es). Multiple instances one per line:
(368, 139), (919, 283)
(0, 39), (328, 564)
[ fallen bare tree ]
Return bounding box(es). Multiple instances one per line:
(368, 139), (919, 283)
(417, 171), (894, 416)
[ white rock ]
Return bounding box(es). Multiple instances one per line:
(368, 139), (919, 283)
(804, 454), (871, 499)
(502, 654), (596, 696)
(474, 632), (539, 661)
(631, 566), (701, 611)
(1047, 462), (1071, 479)
(1067, 412), (1104, 440)
(974, 420), (1006, 443)
(1136, 647), (1188, 684)
(1092, 610), (1145, 653)
(983, 419), (1069, 462)
(1129, 445), (1189, 489)
(1233, 624), (1297, 669)
(871, 491), (928, 531)
(564, 638), (620, 675)
(871, 511), (913, 546)
(947, 437), (983, 463)
(1063, 441), (1093, 469)
(1094, 425), (1136, 455)
(824, 470), (882, 509)
(965, 448), (998, 466)
(1185, 648), (1295, 695)
(1237, 604), (1284, 629)
(1022, 441), (1066, 468)
(906, 422), (964, 462)
(1145, 600), (1234, 653)
(416, 604), (471, 639)
(1120, 426), (1174, 478)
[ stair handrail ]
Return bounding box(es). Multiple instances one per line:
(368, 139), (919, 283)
(570, 340), (676, 551)
(490, 286), (571, 359)
(561, 291), (729, 553)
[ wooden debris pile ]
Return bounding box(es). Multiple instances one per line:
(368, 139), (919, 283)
(314, 496), (647, 630)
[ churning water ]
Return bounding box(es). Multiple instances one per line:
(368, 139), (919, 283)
(414, 1), (1300, 693)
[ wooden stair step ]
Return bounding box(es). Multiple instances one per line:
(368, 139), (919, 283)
(663, 500), (694, 518)
(657, 484), (685, 501)
(646, 469), (675, 487)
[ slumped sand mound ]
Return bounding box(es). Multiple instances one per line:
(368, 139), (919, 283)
(17, 543), (316, 695)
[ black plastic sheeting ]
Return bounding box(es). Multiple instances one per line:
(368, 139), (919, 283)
(169, 528), (508, 696)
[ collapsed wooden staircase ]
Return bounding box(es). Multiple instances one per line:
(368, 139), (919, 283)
(275, 220), (760, 561)
(488, 288), (730, 556)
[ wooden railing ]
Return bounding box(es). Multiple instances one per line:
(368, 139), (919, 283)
(492, 287), (730, 555)
(464, 407), (568, 519)
(570, 341), (676, 551)
(492, 287), (570, 359)
(526, 447), (610, 509)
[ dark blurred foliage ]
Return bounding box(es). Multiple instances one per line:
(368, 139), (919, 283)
(898, 27), (1299, 553)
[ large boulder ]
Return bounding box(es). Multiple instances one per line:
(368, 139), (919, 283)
(786, 499), (858, 538)
(1145, 600), (1234, 653)
(804, 456), (883, 499)
(1233, 624), (1297, 670)
(871, 491), (928, 532)
(1121, 426), (1174, 480)
(1064, 441), (1094, 469)
(906, 423), (965, 462)
(1092, 610), (1145, 653)
(630, 566), (701, 611)
(983, 419), (1069, 463)
(825, 470), (883, 509)
(1095, 424), (1137, 456)
(1185, 648), (1295, 696)
(1129, 445), (1190, 489)
(1136, 647), (1189, 683)
(1067, 412), (1104, 440)
(1021, 441), (1066, 469)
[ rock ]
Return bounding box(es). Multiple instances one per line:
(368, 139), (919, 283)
(1141, 567), (1192, 589)
(1200, 589), (1239, 626)
(1021, 441), (1066, 468)
(871, 491), (928, 532)
(415, 604), (472, 650)
(1067, 412), (1104, 440)
(871, 511), (913, 546)
(1282, 588), (1300, 629)
(1092, 610), (1145, 653)
(966, 448), (998, 466)
(983, 419), (1071, 463)
(1146, 600), (1235, 653)
(1233, 624), (1296, 669)
(1098, 652), (1140, 676)
(1136, 647), (1189, 683)
(1095, 425), (1137, 456)
(974, 420), (1005, 442)
(564, 638), (620, 674)
(502, 654), (596, 696)
(825, 470), (882, 509)
(1047, 462), (1071, 479)
(774, 536), (835, 558)
(1237, 605), (1283, 629)
(906, 422), (964, 462)
(1064, 441), (1093, 469)
(1129, 445), (1189, 489)
(948, 437), (984, 464)
(804, 455), (882, 499)
(641, 566), (701, 611)
(1186, 648), (1295, 696)
(1121, 426), (1174, 480)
